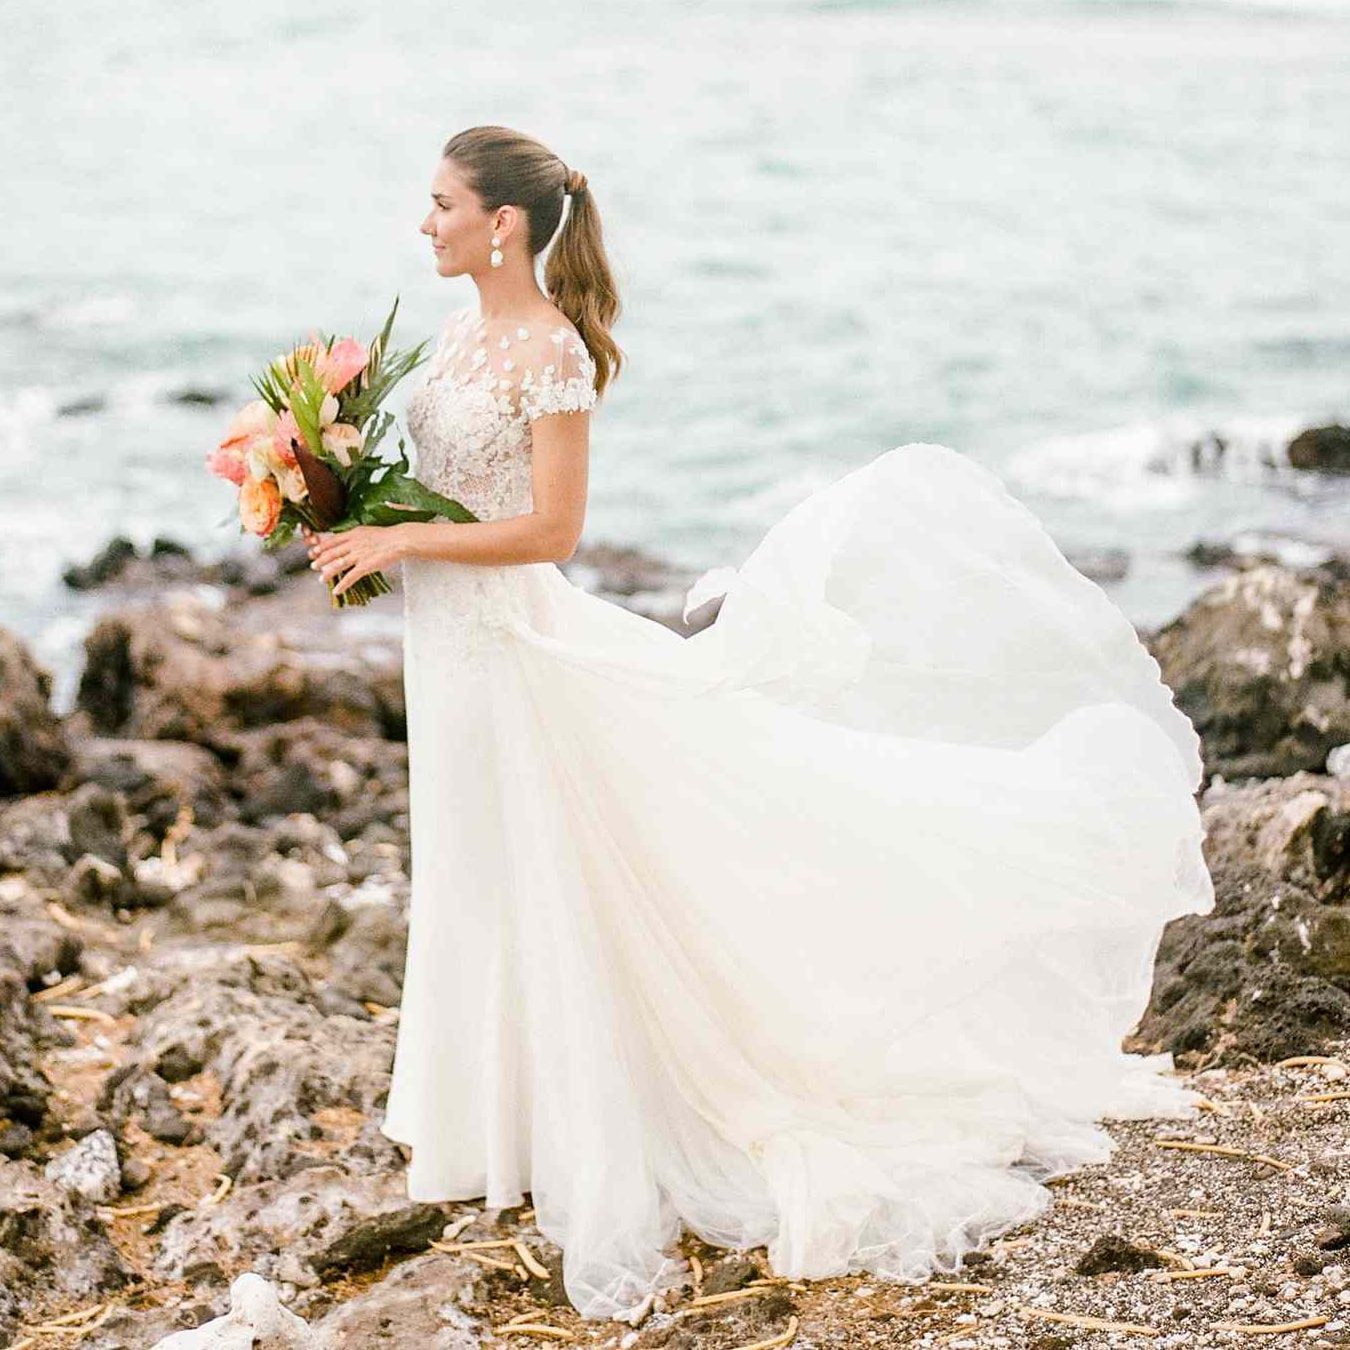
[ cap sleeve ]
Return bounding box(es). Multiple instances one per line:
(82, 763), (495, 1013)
(519, 327), (598, 422)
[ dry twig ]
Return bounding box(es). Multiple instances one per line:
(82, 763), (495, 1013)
(1015, 1305), (1160, 1336)
(513, 1241), (551, 1280)
(488, 1322), (575, 1341)
(44, 1004), (118, 1026)
(728, 1314), (799, 1350)
(1152, 1266), (1235, 1282)
(1152, 1138), (1291, 1171)
(201, 1173), (233, 1207)
(1212, 1314), (1330, 1334)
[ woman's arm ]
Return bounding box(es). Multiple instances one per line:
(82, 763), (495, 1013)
(397, 408), (590, 565)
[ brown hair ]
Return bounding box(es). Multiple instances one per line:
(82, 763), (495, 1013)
(442, 125), (623, 400)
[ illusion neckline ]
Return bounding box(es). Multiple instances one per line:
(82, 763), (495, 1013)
(461, 306), (578, 338)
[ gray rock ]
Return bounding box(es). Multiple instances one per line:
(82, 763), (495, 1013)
(68, 736), (228, 837)
(131, 954), (397, 1184)
(66, 781), (131, 870)
(99, 1063), (202, 1146)
(154, 1166), (440, 1285)
(45, 1126), (122, 1202)
(0, 1158), (132, 1335)
(0, 792), (78, 884)
(0, 953), (56, 1130)
(309, 1250), (484, 1347)
(1149, 563), (1350, 779)
(1135, 772), (1350, 1065)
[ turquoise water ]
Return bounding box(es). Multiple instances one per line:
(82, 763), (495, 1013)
(4, 0), (1349, 689)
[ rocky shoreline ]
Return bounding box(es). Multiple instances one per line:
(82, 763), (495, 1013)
(3, 436), (1350, 1348)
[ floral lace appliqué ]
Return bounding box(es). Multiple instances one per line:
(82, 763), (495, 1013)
(405, 306), (598, 521)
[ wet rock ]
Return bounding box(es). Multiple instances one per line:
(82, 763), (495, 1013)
(1135, 773), (1350, 1064)
(63, 536), (141, 589)
(1064, 546), (1130, 585)
(150, 1272), (318, 1348)
(1075, 1233), (1167, 1275)
(1288, 424), (1350, 474)
(166, 387), (230, 407)
(0, 626), (73, 795)
(44, 1126), (122, 1202)
(64, 536), (239, 594)
(75, 595), (402, 745)
(1149, 563), (1350, 779)
(1184, 533), (1340, 574)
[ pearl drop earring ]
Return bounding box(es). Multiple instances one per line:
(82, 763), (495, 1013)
(490, 234), (503, 268)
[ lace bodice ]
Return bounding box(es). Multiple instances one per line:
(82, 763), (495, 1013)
(400, 305), (599, 676)
(405, 305), (599, 521)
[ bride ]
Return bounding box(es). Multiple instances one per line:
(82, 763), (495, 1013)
(301, 125), (1215, 1323)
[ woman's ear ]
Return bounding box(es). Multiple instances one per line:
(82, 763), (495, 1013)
(495, 203), (521, 242)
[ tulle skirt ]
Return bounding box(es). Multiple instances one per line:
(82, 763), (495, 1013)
(378, 441), (1214, 1321)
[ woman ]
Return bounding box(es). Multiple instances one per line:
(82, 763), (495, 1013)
(302, 125), (1214, 1323)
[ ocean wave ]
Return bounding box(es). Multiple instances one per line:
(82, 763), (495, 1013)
(1003, 411), (1335, 509)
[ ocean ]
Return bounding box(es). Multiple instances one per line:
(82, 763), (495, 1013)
(5, 0), (1349, 706)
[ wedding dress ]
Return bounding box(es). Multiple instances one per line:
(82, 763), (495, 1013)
(378, 303), (1215, 1322)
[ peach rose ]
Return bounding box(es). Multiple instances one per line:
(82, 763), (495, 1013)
(205, 445), (247, 486)
(239, 476), (282, 536)
(219, 399), (277, 450)
(274, 463), (308, 504)
(321, 420), (364, 467)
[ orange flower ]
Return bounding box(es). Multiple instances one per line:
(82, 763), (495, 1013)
(239, 476), (282, 536)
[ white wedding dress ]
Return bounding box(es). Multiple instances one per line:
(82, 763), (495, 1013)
(378, 304), (1215, 1321)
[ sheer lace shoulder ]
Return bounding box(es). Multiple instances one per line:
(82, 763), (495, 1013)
(519, 327), (598, 421)
(422, 308), (596, 422)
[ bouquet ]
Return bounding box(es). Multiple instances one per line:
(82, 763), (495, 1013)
(206, 297), (477, 608)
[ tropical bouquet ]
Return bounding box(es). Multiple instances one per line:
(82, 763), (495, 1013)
(206, 297), (477, 608)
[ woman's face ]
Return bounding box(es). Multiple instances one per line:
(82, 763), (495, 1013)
(419, 158), (491, 278)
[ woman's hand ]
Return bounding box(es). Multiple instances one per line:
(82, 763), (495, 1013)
(303, 523), (410, 598)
